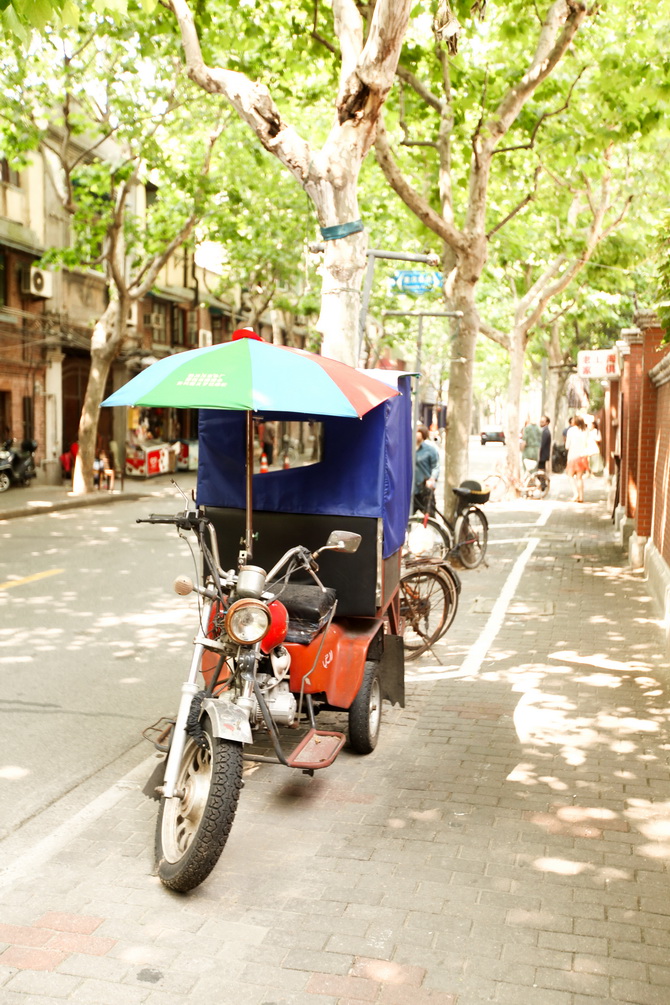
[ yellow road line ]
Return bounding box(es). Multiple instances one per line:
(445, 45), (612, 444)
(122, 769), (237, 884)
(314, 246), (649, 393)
(0, 569), (64, 590)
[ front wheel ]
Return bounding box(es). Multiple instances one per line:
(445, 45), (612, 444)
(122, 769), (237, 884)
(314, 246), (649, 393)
(454, 506), (488, 569)
(348, 661), (382, 754)
(0, 472), (10, 493)
(400, 566), (451, 660)
(482, 473), (506, 503)
(155, 717), (243, 893)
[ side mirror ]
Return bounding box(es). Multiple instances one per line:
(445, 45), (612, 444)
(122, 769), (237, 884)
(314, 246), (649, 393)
(323, 530), (361, 554)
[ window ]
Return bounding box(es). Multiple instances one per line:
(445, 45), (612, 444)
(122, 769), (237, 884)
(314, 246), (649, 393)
(0, 159), (20, 187)
(145, 303), (168, 344)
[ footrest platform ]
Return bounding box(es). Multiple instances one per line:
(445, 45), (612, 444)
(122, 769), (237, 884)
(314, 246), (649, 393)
(286, 729), (346, 770)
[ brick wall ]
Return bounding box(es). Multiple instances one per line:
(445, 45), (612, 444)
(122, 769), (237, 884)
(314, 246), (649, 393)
(655, 381), (670, 565)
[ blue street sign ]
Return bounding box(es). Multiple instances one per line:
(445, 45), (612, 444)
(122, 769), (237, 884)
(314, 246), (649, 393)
(389, 270), (443, 295)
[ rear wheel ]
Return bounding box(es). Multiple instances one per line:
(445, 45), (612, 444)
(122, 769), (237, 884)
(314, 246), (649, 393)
(348, 661), (382, 754)
(399, 566), (451, 660)
(438, 563), (461, 631)
(454, 507), (488, 569)
(526, 471), (550, 499)
(406, 515), (452, 561)
(0, 472), (10, 493)
(155, 718), (243, 893)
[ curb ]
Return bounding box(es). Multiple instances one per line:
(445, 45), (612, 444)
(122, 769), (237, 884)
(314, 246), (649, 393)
(0, 491), (147, 521)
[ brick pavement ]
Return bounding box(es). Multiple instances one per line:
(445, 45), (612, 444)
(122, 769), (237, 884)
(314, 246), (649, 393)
(1, 473), (670, 1004)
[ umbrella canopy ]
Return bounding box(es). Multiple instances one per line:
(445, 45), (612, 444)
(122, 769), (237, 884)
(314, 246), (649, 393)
(102, 331), (397, 418)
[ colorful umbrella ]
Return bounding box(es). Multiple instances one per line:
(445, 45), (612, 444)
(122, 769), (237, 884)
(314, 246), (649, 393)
(102, 330), (397, 418)
(102, 331), (399, 558)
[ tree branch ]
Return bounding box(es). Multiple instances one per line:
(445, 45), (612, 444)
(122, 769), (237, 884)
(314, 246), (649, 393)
(487, 165), (541, 239)
(374, 114), (466, 252)
(479, 319), (511, 351)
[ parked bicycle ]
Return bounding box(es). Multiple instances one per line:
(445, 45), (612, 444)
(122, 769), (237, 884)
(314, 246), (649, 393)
(406, 480), (490, 570)
(482, 459), (550, 502)
(399, 557), (461, 660)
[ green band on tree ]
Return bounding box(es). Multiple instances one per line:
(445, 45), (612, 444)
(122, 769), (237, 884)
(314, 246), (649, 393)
(319, 220), (364, 241)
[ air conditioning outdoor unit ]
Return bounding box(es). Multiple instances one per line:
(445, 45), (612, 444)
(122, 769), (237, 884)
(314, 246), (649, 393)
(22, 267), (53, 299)
(198, 328), (213, 347)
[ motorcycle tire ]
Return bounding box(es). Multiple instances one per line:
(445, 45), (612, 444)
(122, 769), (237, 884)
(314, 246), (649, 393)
(0, 472), (10, 493)
(155, 717), (243, 893)
(348, 660), (382, 754)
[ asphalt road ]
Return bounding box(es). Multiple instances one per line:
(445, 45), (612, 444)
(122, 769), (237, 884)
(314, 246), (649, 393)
(0, 476), (201, 840)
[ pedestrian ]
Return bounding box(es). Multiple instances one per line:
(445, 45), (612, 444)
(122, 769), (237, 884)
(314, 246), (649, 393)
(565, 415), (589, 502)
(262, 420), (276, 466)
(538, 415), (552, 472)
(586, 417), (603, 475)
(413, 424), (440, 515)
(520, 417), (541, 471)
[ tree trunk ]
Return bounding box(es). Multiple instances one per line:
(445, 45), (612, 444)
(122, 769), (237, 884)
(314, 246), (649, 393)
(505, 327), (526, 487)
(72, 301), (124, 495)
(545, 321), (564, 431)
(443, 277), (478, 520)
(318, 226), (367, 366)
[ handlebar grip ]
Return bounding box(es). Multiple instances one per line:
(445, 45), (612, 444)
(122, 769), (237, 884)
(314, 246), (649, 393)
(136, 514), (195, 529)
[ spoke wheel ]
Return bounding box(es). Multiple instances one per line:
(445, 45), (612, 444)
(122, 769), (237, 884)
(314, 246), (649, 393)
(0, 472), (10, 493)
(348, 661), (382, 754)
(155, 717), (243, 893)
(406, 515), (452, 560)
(399, 567), (451, 660)
(438, 563), (460, 631)
(454, 507), (488, 569)
(482, 473), (506, 502)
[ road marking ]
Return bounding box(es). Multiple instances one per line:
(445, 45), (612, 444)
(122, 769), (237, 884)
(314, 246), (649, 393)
(0, 754), (158, 892)
(0, 569), (64, 590)
(407, 503), (554, 683)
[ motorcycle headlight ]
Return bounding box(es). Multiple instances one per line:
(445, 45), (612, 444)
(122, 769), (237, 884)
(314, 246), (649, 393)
(224, 598), (271, 645)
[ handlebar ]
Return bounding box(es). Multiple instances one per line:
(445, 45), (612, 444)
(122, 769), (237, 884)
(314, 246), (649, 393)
(137, 511), (224, 578)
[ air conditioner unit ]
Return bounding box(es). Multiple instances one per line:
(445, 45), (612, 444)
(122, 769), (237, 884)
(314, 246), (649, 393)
(22, 267), (53, 299)
(198, 328), (213, 347)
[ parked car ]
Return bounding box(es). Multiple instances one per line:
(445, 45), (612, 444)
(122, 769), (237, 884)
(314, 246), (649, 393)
(480, 430), (505, 445)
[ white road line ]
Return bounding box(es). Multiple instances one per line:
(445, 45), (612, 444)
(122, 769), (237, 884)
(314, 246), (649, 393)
(407, 503), (554, 683)
(0, 754), (158, 892)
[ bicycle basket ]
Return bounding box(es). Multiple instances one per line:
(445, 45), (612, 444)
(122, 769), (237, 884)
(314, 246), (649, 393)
(453, 480), (490, 505)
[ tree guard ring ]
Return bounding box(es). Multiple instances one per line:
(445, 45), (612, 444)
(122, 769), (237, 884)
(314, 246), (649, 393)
(319, 220), (364, 241)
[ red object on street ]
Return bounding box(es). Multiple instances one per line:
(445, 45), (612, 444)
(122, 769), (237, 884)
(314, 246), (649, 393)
(283, 455), (290, 469)
(259, 453), (269, 473)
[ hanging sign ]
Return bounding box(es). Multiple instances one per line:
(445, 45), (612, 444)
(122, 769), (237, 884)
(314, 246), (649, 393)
(389, 270), (443, 295)
(577, 349), (619, 379)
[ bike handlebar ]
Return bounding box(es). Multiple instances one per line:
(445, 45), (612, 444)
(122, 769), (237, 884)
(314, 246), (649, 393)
(137, 512), (205, 531)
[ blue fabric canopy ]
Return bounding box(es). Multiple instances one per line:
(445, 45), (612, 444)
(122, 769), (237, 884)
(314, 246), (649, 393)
(197, 372), (413, 558)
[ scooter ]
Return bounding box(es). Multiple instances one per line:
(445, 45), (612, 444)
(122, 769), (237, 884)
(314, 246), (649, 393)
(139, 498), (397, 893)
(0, 439), (37, 492)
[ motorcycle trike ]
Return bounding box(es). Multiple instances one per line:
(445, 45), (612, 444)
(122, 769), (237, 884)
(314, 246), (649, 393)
(107, 343), (413, 893)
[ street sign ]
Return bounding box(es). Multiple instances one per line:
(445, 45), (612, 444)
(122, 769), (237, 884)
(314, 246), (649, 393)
(389, 270), (443, 295)
(577, 348), (619, 379)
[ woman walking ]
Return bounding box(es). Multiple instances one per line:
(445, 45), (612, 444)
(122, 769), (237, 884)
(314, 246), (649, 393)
(565, 415), (589, 502)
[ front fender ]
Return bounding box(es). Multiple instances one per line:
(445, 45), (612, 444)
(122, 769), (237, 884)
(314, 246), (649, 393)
(201, 697), (252, 745)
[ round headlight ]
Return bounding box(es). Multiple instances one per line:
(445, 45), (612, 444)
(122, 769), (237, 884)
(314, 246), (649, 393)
(225, 598), (271, 645)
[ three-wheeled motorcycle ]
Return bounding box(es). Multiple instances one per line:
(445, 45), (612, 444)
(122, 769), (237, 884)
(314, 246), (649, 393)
(104, 334), (413, 892)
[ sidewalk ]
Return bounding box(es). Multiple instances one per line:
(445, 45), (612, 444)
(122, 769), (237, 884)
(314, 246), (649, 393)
(0, 471), (198, 521)
(1, 474), (670, 1005)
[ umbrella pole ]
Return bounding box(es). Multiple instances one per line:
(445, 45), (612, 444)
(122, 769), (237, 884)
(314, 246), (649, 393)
(245, 410), (253, 559)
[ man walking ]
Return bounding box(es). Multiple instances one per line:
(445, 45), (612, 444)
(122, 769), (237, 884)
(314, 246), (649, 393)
(413, 424), (440, 515)
(538, 415), (552, 471)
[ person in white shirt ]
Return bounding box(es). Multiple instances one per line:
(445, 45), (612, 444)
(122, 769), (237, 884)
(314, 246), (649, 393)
(565, 415), (589, 503)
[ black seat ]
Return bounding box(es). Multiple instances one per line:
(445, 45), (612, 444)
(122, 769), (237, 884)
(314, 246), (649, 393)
(268, 582), (337, 645)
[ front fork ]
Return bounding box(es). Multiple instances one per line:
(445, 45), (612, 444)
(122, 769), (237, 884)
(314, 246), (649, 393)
(160, 599), (257, 799)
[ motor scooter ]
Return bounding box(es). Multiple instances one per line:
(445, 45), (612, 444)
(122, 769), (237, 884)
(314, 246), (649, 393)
(103, 336), (413, 892)
(0, 439), (37, 492)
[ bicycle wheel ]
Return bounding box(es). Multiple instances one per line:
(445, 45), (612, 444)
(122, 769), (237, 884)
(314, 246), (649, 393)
(406, 515), (452, 561)
(454, 506), (488, 569)
(399, 566), (451, 660)
(437, 562), (460, 631)
(482, 473), (507, 503)
(525, 471), (550, 499)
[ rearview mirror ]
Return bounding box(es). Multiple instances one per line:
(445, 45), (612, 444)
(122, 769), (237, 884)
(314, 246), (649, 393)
(324, 530), (361, 554)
